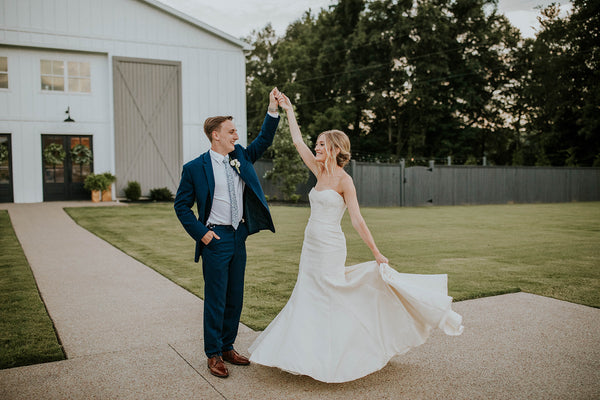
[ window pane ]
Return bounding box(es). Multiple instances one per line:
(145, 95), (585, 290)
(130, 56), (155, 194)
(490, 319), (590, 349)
(70, 137), (82, 147)
(0, 167), (10, 184)
(72, 163), (91, 183)
(69, 77), (91, 93)
(0, 74), (7, 89)
(41, 76), (52, 90)
(52, 60), (64, 75)
(68, 78), (79, 92)
(80, 62), (90, 77)
(68, 61), (79, 76)
(0, 57), (7, 73)
(44, 166), (65, 183)
(0, 136), (9, 183)
(43, 138), (65, 183)
(80, 78), (91, 93)
(41, 59), (52, 75)
(70, 136), (93, 183)
(52, 76), (64, 91)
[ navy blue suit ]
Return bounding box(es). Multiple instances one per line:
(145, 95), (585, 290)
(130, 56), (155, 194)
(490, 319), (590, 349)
(174, 114), (278, 357)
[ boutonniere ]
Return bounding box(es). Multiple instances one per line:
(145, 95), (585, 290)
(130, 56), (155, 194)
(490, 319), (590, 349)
(230, 158), (241, 174)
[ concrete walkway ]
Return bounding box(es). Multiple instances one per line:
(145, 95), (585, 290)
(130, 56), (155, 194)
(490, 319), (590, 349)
(0, 202), (599, 399)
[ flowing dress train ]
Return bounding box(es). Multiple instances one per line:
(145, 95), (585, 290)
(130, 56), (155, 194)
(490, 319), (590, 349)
(249, 188), (463, 383)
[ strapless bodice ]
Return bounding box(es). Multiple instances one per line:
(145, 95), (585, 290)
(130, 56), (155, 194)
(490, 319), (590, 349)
(308, 188), (346, 226)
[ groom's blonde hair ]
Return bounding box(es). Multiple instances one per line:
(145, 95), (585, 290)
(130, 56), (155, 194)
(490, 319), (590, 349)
(318, 130), (351, 175)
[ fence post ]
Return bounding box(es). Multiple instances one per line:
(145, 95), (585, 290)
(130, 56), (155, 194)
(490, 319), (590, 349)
(428, 160), (435, 204)
(447, 156), (452, 166)
(483, 156), (487, 166)
(349, 159), (356, 178)
(400, 158), (405, 207)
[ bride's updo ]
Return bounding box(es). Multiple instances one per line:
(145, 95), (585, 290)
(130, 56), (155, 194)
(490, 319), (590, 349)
(319, 130), (351, 174)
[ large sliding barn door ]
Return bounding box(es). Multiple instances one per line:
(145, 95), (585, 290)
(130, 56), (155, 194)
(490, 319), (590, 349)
(113, 57), (182, 198)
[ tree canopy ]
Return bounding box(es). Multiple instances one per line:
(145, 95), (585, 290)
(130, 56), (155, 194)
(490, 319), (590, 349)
(245, 0), (599, 166)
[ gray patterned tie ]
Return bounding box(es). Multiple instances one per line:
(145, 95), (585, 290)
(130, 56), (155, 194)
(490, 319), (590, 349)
(223, 157), (239, 229)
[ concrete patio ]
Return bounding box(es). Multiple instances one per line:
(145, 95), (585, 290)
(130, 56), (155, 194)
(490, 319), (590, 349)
(1, 202), (598, 399)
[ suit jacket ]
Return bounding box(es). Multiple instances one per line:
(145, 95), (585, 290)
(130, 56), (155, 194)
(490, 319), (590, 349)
(174, 114), (279, 262)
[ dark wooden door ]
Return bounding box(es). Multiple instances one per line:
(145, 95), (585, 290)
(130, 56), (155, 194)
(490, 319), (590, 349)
(42, 135), (93, 201)
(0, 134), (13, 203)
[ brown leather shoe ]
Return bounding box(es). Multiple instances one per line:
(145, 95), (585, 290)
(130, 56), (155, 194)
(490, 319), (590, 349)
(207, 356), (229, 378)
(222, 349), (250, 366)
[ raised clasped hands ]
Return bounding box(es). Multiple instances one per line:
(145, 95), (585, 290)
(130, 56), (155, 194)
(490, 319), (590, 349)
(268, 87), (293, 112)
(269, 87), (281, 111)
(277, 93), (293, 111)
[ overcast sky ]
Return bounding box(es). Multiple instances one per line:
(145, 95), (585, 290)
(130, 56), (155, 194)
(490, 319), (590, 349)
(157, 0), (572, 40)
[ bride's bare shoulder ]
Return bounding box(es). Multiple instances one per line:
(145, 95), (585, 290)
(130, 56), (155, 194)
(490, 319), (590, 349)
(339, 173), (356, 194)
(340, 171), (354, 184)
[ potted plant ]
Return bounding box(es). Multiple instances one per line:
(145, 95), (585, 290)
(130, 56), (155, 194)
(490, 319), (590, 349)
(101, 172), (117, 202)
(83, 173), (109, 203)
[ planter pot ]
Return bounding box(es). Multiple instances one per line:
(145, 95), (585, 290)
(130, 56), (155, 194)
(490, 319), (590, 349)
(102, 184), (112, 202)
(91, 190), (101, 203)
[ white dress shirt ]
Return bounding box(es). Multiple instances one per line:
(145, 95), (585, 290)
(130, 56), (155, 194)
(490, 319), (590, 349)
(207, 150), (245, 227)
(206, 111), (278, 227)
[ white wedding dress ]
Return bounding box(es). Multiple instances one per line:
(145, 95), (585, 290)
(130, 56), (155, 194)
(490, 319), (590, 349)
(248, 188), (464, 383)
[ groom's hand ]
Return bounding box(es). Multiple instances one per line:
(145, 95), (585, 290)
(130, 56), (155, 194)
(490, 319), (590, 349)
(268, 87), (280, 112)
(201, 230), (220, 245)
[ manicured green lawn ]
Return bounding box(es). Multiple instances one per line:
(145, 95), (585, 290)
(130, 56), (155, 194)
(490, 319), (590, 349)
(65, 202), (600, 330)
(0, 210), (65, 369)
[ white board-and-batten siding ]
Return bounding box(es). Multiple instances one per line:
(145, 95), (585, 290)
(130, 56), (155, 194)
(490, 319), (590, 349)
(0, 0), (248, 202)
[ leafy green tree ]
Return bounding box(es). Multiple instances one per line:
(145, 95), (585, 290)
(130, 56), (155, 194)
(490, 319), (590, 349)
(245, 24), (279, 141)
(264, 110), (312, 200)
(520, 0), (600, 166)
(244, 0), (598, 166)
(345, 0), (411, 159)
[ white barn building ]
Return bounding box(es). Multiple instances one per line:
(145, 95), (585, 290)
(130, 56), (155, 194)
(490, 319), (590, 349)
(0, 0), (250, 203)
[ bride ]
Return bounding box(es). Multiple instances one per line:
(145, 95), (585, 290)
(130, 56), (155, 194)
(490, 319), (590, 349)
(248, 93), (464, 383)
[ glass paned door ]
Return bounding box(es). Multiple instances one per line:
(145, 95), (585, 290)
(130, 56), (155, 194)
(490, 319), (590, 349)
(0, 134), (13, 203)
(42, 135), (93, 201)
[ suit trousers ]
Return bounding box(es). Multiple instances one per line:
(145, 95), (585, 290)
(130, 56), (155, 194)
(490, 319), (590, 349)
(201, 222), (249, 357)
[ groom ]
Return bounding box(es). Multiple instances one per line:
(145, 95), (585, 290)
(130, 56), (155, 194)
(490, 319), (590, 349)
(174, 88), (280, 378)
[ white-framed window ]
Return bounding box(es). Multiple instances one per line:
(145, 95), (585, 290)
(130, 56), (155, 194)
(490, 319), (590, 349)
(0, 56), (8, 89)
(41, 60), (65, 91)
(67, 61), (91, 93)
(41, 59), (91, 93)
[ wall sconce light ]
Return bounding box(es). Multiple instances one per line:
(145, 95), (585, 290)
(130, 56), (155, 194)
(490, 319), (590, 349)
(64, 106), (75, 122)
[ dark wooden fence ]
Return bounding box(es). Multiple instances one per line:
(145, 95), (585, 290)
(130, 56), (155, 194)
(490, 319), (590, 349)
(254, 160), (600, 207)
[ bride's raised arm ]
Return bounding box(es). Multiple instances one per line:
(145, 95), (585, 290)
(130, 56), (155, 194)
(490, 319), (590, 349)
(277, 94), (319, 176)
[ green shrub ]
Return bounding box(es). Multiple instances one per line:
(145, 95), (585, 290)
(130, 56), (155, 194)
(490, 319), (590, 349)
(264, 110), (311, 201)
(464, 156), (479, 165)
(149, 187), (173, 202)
(83, 173), (109, 191)
(124, 181), (141, 201)
(290, 194), (301, 203)
(101, 172), (117, 185)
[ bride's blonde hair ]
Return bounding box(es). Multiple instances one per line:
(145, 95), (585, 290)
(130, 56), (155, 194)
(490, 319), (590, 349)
(318, 130), (351, 175)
